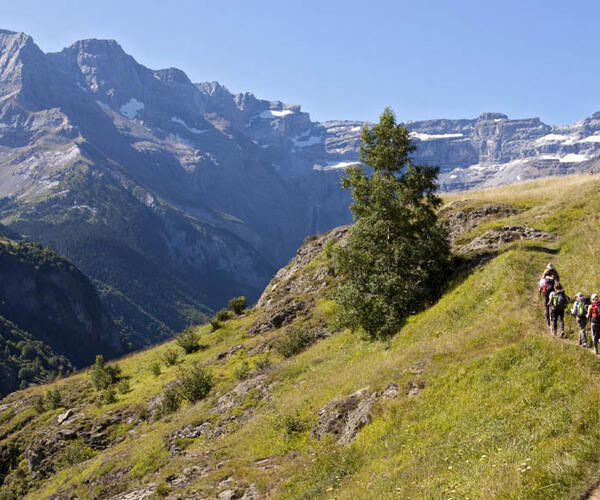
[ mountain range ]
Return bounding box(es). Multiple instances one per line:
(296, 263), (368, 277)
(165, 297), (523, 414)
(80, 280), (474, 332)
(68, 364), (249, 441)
(2, 29), (600, 347)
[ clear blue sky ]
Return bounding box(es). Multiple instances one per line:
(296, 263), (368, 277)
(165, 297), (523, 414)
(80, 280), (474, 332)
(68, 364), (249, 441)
(2, 0), (599, 124)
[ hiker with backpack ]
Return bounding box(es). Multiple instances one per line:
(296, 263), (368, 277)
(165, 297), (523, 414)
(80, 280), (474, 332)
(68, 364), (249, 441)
(571, 293), (591, 347)
(587, 294), (600, 354)
(547, 282), (568, 337)
(539, 263), (560, 326)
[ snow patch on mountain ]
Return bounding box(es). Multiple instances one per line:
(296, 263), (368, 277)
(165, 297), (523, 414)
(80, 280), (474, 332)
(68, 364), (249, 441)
(292, 133), (322, 148)
(259, 109), (294, 119)
(411, 132), (465, 141)
(560, 153), (589, 163)
(120, 98), (144, 119)
(171, 117), (207, 134)
(313, 161), (359, 172)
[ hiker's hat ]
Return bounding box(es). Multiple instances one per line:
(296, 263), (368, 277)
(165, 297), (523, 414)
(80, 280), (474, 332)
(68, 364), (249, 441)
(593, 294), (598, 300)
(547, 263), (553, 269)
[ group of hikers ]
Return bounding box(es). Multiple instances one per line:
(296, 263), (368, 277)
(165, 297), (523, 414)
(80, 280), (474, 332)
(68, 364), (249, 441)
(539, 263), (600, 353)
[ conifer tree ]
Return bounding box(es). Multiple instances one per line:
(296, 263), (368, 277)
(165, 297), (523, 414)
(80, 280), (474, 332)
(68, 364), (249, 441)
(334, 107), (450, 339)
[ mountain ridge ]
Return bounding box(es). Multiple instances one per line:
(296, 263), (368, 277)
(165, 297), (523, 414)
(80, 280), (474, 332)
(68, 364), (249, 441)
(3, 28), (600, 348)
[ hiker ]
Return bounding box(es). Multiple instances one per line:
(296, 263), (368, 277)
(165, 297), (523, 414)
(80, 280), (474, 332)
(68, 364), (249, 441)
(571, 293), (590, 347)
(539, 264), (560, 326)
(588, 294), (600, 354)
(547, 282), (568, 337)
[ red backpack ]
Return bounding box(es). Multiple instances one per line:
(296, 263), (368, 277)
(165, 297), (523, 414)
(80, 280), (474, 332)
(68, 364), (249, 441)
(591, 301), (600, 320)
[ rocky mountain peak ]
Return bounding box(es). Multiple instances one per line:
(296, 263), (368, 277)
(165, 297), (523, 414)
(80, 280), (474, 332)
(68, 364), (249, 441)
(154, 67), (192, 86)
(477, 112), (508, 121)
(0, 30), (45, 94)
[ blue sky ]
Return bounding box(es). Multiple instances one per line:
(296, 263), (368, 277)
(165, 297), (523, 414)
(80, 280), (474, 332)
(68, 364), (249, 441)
(3, 0), (599, 124)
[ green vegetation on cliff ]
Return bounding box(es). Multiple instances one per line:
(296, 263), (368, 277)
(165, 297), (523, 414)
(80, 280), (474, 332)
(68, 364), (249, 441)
(2, 175), (600, 498)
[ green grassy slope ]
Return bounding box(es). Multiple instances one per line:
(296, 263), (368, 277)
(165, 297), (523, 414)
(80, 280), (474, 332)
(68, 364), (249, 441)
(2, 174), (600, 499)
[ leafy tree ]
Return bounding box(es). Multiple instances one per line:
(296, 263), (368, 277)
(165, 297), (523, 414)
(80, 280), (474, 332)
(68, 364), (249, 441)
(334, 107), (450, 339)
(228, 296), (247, 315)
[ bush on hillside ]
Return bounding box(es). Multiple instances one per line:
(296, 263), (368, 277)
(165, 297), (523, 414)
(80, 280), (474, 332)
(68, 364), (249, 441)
(160, 384), (181, 417)
(177, 363), (213, 403)
(45, 388), (62, 410)
(275, 326), (314, 358)
(216, 308), (233, 321)
(162, 348), (178, 366)
(90, 355), (121, 390)
(235, 360), (251, 380)
(175, 327), (199, 354)
(228, 296), (247, 315)
(150, 362), (161, 377)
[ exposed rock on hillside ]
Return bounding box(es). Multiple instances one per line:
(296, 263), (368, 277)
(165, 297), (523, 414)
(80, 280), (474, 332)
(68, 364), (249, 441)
(250, 226), (349, 335)
(440, 201), (520, 244)
(457, 226), (558, 254)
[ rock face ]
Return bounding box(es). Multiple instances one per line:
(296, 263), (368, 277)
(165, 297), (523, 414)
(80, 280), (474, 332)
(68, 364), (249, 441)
(440, 201), (520, 244)
(458, 226), (558, 254)
(250, 226), (350, 335)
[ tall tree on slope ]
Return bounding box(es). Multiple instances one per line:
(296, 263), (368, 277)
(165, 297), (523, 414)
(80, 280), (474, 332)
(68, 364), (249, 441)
(334, 107), (450, 339)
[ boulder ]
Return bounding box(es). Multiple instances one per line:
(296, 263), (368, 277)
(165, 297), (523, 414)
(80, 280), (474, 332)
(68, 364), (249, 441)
(56, 408), (73, 425)
(314, 387), (374, 444)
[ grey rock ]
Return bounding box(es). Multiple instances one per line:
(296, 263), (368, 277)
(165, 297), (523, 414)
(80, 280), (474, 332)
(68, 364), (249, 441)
(241, 484), (259, 500)
(56, 408), (73, 424)
(381, 383), (400, 400)
(314, 387), (372, 443)
(311, 327), (331, 339)
(217, 344), (243, 360)
(458, 225), (558, 254)
(25, 447), (41, 474)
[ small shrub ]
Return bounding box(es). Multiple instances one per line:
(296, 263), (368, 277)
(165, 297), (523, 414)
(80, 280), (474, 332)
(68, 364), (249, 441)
(160, 384), (181, 417)
(228, 296), (247, 315)
(216, 308), (233, 321)
(235, 360), (251, 380)
(284, 412), (307, 437)
(103, 386), (117, 404)
(33, 396), (45, 414)
(150, 362), (161, 377)
(254, 355), (271, 372)
(45, 388), (62, 410)
(117, 379), (130, 394)
(162, 348), (178, 366)
(177, 363), (213, 403)
(210, 319), (222, 331)
(58, 439), (96, 468)
(156, 483), (170, 497)
(275, 326), (314, 358)
(90, 355), (121, 390)
(175, 327), (199, 354)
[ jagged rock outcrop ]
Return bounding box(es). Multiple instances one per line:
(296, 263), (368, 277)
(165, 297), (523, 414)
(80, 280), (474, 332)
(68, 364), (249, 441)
(440, 201), (520, 244)
(458, 226), (558, 254)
